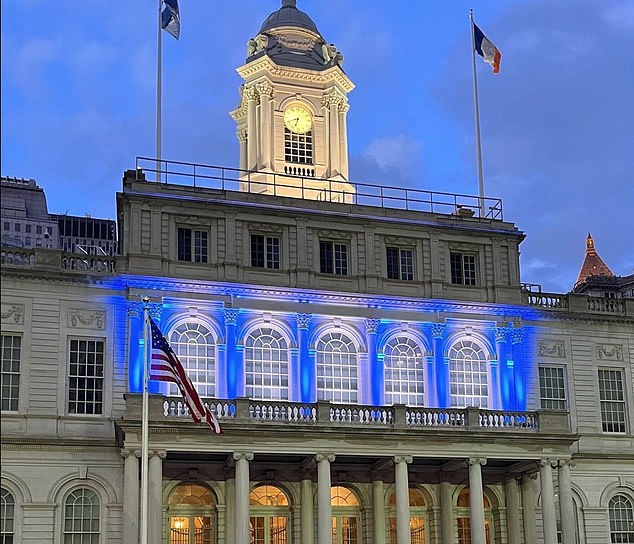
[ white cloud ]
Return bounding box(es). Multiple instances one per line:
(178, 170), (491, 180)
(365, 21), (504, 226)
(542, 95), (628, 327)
(13, 38), (59, 90)
(603, 1), (634, 30)
(362, 134), (424, 178)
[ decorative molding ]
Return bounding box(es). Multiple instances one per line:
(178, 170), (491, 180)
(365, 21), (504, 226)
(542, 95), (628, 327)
(430, 323), (446, 339)
(322, 89), (345, 109)
(494, 327), (508, 343)
(364, 319), (380, 335)
(247, 33), (269, 56)
(509, 328), (523, 344)
(316, 229), (352, 240)
(255, 81), (274, 99)
(243, 85), (259, 102)
(315, 453), (336, 463)
(0, 303), (24, 324)
(224, 308), (240, 325)
(448, 242), (480, 252)
(394, 455), (413, 465)
(596, 343), (623, 361)
(233, 452), (254, 462)
(296, 313), (311, 330)
(383, 236), (417, 246)
(468, 457), (487, 467)
(538, 339), (565, 358)
(276, 34), (315, 52)
(249, 223), (283, 234)
(127, 301), (162, 320)
(69, 309), (105, 330)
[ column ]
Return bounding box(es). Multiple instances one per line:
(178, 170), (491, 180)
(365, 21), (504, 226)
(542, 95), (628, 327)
(328, 100), (340, 176)
(297, 313), (313, 402)
(394, 456), (413, 544)
(321, 102), (331, 177)
(126, 301), (144, 393)
(372, 478), (386, 544)
(558, 460), (576, 544)
(494, 326), (508, 409)
(225, 477), (235, 544)
(234, 452), (253, 544)
(521, 474), (538, 544)
(338, 102), (350, 180)
(439, 479), (453, 544)
(468, 458), (487, 544)
(238, 131), (248, 173)
(245, 86), (258, 171)
(122, 450), (139, 544)
(224, 308), (240, 399)
(431, 323), (448, 407)
(257, 82), (273, 170)
(539, 460), (557, 544)
(504, 477), (521, 544)
(316, 454), (335, 544)
(510, 327), (526, 410)
(301, 477), (315, 544)
(148, 450), (166, 544)
(365, 319), (381, 406)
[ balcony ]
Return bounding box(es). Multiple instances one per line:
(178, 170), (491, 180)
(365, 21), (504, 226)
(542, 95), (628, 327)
(523, 291), (633, 316)
(124, 394), (570, 435)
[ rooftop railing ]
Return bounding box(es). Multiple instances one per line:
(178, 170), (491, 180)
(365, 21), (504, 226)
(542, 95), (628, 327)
(523, 291), (632, 316)
(1, 247), (117, 275)
(134, 157), (504, 220)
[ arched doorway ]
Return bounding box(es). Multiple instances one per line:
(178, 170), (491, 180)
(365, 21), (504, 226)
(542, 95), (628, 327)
(331, 486), (361, 544)
(455, 487), (493, 544)
(388, 487), (428, 544)
(167, 483), (216, 544)
(249, 484), (290, 544)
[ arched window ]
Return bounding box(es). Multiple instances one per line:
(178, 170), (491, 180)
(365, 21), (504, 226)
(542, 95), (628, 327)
(169, 322), (216, 398)
(384, 336), (425, 406)
(388, 488), (427, 544)
(455, 488), (492, 544)
(448, 339), (489, 407)
(316, 332), (358, 404)
(245, 327), (290, 400)
(63, 488), (100, 543)
(1, 488), (15, 543)
(609, 494), (634, 543)
(331, 486), (360, 544)
(168, 483), (216, 544)
(249, 485), (290, 544)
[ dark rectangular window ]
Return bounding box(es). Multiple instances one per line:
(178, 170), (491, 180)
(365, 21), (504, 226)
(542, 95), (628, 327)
(386, 247), (414, 280)
(1, 335), (21, 411)
(251, 234), (281, 269)
(284, 128), (313, 164)
(3, 222), (8, 231)
(25, 224), (31, 233)
(320, 241), (348, 275)
(14, 224), (20, 232)
(450, 252), (476, 285)
(178, 228), (208, 263)
(598, 369), (626, 433)
(36, 225), (43, 235)
(68, 339), (104, 415)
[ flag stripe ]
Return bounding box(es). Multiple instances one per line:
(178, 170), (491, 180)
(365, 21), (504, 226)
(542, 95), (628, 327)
(473, 22), (501, 74)
(148, 316), (221, 433)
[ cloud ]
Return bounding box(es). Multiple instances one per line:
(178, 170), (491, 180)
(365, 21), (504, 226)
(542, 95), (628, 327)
(361, 134), (424, 180)
(12, 38), (60, 91)
(603, 1), (634, 31)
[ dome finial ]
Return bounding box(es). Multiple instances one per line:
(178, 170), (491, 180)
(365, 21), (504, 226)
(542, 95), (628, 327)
(282, 0), (296, 7)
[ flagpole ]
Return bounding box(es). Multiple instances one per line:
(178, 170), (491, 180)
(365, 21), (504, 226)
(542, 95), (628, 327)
(140, 296), (151, 544)
(156, 0), (163, 183)
(470, 9), (485, 217)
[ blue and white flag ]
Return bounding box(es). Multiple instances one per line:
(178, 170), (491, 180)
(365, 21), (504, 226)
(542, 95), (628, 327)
(161, 0), (180, 40)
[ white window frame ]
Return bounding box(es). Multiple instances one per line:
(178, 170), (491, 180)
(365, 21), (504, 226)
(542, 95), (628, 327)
(168, 321), (216, 399)
(450, 252), (477, 286)
(316, 331), (358, 404)
(62, 487), (101, 543)
(608, 493), (634, 543)
(598, 368), (627, 433)
(250, 234), (281, 270)
(177, 226), (209, 263)
(320, 240), (349, 276)
(67, 337), (105, 416)
(447, 338), (490, 408)
(383, 336), (425, 406)
(386, 246), (415, 281)
(244, 327), (290, 401)
(538, 365), (567, 410)
(1, 334), (21, 412)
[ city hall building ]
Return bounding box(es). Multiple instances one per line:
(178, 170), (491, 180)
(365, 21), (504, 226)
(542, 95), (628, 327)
(1, 1), (633, 543)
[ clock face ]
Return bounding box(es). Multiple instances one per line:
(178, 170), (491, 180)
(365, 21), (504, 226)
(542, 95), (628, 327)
(284, 105), (312, 134)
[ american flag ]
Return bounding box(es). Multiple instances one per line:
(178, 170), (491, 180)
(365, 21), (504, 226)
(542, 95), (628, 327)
(148, 316), (221, 433)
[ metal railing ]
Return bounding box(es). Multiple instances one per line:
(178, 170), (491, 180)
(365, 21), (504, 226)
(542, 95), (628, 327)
(134, 157), (504, 220)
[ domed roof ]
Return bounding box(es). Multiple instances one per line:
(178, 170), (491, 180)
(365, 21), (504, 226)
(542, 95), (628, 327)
(260, 0), (321, 36)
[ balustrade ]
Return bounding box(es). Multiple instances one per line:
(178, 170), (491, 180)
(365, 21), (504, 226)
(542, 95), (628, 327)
(0, 249), (36, 267)
(158, 397), (553, 432)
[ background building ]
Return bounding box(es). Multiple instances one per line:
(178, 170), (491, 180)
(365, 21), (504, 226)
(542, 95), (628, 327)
(1, 2), (632, 543)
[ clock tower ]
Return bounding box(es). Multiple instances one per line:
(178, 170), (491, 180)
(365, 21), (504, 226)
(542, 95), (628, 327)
(231, 0), (355, 201)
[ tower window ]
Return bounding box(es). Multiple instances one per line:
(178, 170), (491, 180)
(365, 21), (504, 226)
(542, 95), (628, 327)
(284, 128), (313, 165)
(450, 252), (477, 286)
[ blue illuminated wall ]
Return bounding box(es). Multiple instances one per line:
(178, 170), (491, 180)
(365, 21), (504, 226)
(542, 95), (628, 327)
(122, 277), (536, 411)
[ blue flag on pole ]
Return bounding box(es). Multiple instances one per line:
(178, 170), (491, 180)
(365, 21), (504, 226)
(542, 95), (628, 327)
(161, 0), (180, 40)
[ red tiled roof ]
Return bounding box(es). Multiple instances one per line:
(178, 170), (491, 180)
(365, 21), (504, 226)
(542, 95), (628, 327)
(574, 233), (614, 287)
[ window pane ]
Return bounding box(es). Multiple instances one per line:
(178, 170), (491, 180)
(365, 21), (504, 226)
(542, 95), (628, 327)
(251, 235), (265, 268)
(1, 335), (21, 411)
(63, 489), (100, 542)
(448, 340), (488, 407)
(386, 247), (399, 279)
(316, 334), (357, 403)
(284, 128), (313, 164)
(384, 337), (424, 406)
(178, 228), (192, 261)
(599, 370), (626, 433)
(1, 488), (15, 538)
(320, 241), (333, 274)
(194, 231), (208, 263)
(245, 329), (289, 400)
(539, 367), (567, 410)
(400, 249), (414, 280)
(334, 244), (348, 275)
(68, 340), (104, 415)
(266, 237), (280, 269)
(609, 494), (634, 542)
(169, 323), (216, 398)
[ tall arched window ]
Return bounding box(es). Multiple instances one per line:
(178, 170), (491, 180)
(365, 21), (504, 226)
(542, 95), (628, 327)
(1, 488), (15, 544)
(609, 494), (634, 543)
(455, 488), (492, 544)
(384, 336), (425, 406)
(447, 339), (489, 407)
(168, 483), (216, 544)
(169, 322), (216, 398)
(63, 488), (100, 543)
(388, 488), (427, 544)
(331, 486), (360, 544)
(316, 332), (358, 404)
(245, 327), (290, 400)
(249, 485), (290, 544)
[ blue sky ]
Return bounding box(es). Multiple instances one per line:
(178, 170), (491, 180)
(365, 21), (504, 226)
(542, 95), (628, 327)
(2, 0), (633, 293)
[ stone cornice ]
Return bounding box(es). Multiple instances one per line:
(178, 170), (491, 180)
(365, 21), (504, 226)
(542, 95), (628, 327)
(236, 57), (354, 93)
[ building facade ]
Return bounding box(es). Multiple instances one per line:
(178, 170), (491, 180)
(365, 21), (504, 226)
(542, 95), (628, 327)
(1, 2), (633, 544)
